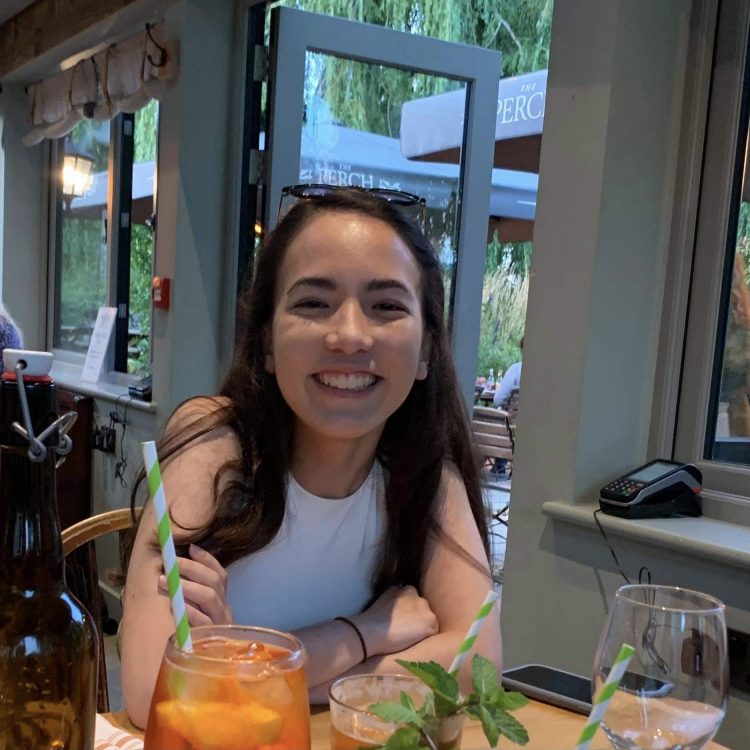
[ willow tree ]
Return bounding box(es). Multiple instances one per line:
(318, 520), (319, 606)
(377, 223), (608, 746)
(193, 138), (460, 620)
(278, 0), (553, 138)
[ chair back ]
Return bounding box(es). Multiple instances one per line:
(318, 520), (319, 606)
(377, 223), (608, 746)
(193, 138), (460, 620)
(62, 507), (141, 713)
(472, 405), (516, 472)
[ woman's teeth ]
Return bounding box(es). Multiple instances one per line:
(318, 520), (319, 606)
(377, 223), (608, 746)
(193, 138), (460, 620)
(316, 373), (378, 390)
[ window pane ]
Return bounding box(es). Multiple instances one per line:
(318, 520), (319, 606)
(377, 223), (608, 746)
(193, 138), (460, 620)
(711, 198), (750, 465)
(299, 51), (463, 321)
(128, 101), (159, 375)
(55, 121), (111, 353)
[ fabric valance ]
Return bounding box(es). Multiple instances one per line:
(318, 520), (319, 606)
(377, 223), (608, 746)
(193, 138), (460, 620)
(23, 23), (178, 146)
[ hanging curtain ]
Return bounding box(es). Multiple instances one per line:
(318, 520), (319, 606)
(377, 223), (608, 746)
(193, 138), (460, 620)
(23, 23), (178, 146)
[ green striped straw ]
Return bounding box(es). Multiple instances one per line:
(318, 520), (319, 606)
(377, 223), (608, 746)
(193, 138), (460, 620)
(574, 643), (634, 750)
(448, 589), (500, 676)
(142, 440), (193, 651)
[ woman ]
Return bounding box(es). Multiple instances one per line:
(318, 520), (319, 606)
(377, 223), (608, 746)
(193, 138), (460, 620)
(121, 188), (501, 727)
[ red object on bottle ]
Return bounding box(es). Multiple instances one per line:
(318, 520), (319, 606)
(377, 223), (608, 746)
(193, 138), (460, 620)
(152, 276), (171, 309)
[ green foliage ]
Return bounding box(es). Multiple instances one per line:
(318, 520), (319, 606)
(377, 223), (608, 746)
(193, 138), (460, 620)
(396, 660), (460, 717)
(134, 100), (159, 163)
(280, 0), (553, 137)
(477, 265), (528, 377)
(128, 224), (153, 374)
(367, 655), (529, 749)
(59, 216), (107, 351)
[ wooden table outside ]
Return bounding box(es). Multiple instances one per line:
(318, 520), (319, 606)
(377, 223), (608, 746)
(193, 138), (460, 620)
(475, 389), (496, 406)
(104, 701), (729, 749)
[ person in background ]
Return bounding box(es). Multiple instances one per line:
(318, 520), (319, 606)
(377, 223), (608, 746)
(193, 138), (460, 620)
(0, 304), (23, 371)
(493, 336), (523, 409)
(120, 188), (501, 728)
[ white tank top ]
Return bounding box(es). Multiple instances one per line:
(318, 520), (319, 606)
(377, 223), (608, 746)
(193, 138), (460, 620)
(226, 462), (385, 631)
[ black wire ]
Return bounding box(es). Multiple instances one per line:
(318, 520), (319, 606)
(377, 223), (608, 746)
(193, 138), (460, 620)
(593, 509), (631, 584)
(113, 394), (132, 488)
(593, 511), (668, 674)
(641, 573), (670, 675)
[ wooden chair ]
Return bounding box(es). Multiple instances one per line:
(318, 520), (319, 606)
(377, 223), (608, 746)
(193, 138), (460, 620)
(472, 404), (516, 477)
(62, 508), (139, 555)
(62, 507), (141, 713)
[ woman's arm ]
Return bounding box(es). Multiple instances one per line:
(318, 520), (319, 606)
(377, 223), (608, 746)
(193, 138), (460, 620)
(120, 399), (237, 728)
(307, 465), (502, 702)
(295, 584), (439, 695)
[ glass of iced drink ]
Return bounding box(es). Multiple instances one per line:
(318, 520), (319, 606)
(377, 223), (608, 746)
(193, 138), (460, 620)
(593, 585), (728, 750)
(329, 674), (463, 750)
(144, 624), (311, 750)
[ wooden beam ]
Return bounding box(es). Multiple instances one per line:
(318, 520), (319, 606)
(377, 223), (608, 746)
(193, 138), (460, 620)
(0, 0), (142, 79)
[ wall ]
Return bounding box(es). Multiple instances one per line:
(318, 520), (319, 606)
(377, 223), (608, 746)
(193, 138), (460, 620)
(500, 1), (750, 745)
(0, 83), (45, 347)
(152, 0), (243, 413)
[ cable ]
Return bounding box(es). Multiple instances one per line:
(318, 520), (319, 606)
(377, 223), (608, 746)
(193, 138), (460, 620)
(112, 394), (132, 488)
(593, 510), (667, 674)
(593, 509), (631, 584)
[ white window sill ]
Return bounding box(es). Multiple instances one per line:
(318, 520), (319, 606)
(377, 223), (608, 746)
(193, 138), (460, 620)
(542, 500), (750, 571)
(50, 361), (158, 414)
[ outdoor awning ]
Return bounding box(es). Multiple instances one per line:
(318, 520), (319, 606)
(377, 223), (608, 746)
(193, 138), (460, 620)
(69, 123), (537, 237)
(400, 69), (546, 174)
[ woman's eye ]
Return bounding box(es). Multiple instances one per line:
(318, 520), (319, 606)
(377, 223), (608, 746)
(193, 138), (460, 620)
(375, 301), (408, 313)
(293, 299), (328, 309)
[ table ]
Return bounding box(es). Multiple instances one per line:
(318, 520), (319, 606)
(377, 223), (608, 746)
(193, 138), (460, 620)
(475, 389), (496, 406)
(104, 701), (728, 749)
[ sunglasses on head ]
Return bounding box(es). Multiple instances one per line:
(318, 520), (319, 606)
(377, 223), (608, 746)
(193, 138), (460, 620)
(278, 183), (427, 229)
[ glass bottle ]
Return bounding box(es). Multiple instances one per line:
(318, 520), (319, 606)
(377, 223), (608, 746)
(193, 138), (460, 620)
(0, 364), (98, 748)
(487, 368), (495, 389)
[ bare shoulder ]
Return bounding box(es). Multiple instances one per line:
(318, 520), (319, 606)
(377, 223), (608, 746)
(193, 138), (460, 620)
(167, 395), (232, 431)
(159, 395), (240, 533)
(435, 462), (473, 525)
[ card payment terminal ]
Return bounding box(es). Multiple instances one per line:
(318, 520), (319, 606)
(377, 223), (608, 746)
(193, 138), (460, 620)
(599, 459), (702, 519)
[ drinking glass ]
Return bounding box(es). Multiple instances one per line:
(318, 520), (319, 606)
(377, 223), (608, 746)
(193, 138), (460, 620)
(593, 585), (728, 750)
(329, 674), (464, 750)
(144, 624), (311, 750)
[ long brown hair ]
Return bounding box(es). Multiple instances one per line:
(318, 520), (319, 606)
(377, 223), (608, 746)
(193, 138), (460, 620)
(124, 189), (488, 593)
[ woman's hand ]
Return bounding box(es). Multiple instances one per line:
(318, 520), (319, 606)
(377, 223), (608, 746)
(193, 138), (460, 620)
(158, 544), (233, 626)
(351, 585), (438, 657)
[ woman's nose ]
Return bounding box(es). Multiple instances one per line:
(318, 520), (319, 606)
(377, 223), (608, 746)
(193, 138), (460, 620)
(324, 302), (374, 353)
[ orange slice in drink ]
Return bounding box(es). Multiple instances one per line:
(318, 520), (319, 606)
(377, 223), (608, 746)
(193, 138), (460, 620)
(155, 699), (283, 750)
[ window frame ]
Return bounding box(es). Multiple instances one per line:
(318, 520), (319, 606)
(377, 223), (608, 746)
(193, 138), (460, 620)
(673, 0), (750, 500)
(47, 112), (153, 377)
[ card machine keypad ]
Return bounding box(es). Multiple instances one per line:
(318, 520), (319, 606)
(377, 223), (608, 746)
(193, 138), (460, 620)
(603, 478), (646, 497)
(599, 460), (702, 519)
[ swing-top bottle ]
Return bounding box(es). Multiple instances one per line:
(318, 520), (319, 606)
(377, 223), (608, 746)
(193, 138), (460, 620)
(0, 351), (98, 749)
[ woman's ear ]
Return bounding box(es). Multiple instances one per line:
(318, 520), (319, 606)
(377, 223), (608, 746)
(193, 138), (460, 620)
(263, 329), (275, 373)
(416, 338), (430, 381)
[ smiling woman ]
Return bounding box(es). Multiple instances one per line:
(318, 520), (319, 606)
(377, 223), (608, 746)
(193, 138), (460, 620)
(268, 211), (428, 446)
(119, 189), (501, 730)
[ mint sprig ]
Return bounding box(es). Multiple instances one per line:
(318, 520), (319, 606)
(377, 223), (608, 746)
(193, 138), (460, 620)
(365, 655), (529, 749)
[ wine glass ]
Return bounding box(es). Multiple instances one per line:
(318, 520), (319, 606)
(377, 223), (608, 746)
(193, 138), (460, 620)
(593, 584), (728, 750)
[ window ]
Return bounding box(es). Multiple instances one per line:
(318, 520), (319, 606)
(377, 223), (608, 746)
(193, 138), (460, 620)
(675, 1), (750, 497)
(51, 100), (158, 376)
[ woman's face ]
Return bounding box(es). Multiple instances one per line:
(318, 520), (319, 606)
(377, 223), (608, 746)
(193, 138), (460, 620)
(267, 211), (428, 445)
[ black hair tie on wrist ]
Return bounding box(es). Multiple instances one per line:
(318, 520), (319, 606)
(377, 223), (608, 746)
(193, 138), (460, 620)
(334, 616), (368, 663)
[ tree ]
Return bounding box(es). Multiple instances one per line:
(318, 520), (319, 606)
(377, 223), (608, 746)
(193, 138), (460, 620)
(282, 0), (552, 138)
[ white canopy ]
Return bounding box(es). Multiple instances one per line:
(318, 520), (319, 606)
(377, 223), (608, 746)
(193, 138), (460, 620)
(400, 69), (546, 174)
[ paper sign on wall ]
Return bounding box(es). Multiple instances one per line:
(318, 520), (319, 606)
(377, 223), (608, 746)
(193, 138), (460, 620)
(82, 306), (117, 383)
